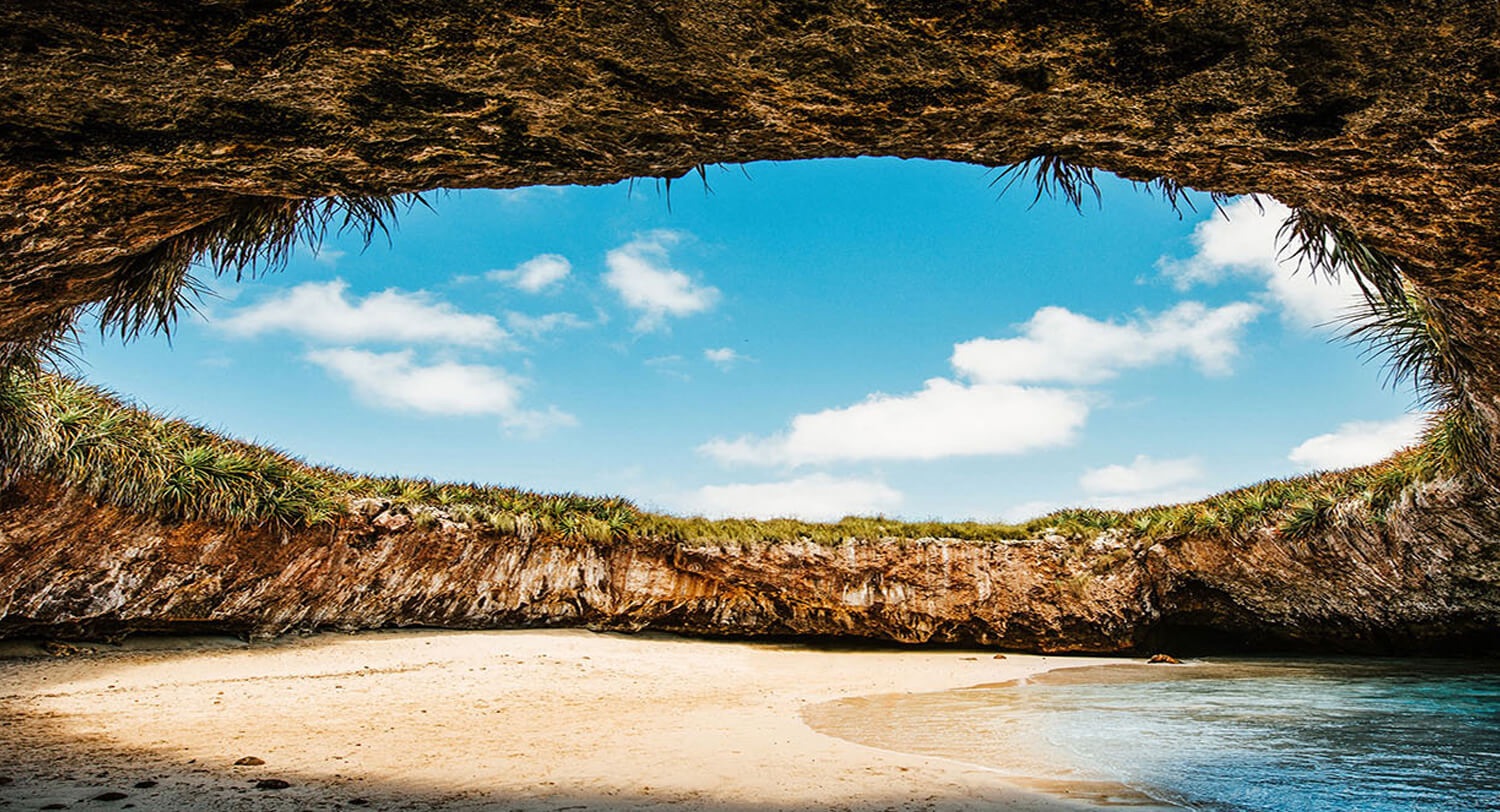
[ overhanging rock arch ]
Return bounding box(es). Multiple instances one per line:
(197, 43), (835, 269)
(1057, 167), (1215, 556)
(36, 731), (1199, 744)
(0, 0), (1499, 652)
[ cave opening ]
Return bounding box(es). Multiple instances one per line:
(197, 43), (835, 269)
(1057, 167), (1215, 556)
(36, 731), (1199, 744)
(1, 0), (1496, 652)
(53, 157), (1424, 526)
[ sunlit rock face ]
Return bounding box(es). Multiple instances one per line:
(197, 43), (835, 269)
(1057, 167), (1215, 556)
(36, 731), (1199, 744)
(3, 477), (1497, 654)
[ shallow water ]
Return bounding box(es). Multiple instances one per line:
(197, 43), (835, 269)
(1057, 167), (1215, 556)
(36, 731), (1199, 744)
(804, 659), (1500, 811)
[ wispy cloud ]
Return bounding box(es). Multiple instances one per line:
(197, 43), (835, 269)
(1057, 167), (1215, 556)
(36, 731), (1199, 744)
(1076, 455), (1210, 510)
(704, 347), (748, 370)
(951, 301), (1261, 385)
(305, 348), (574, 432)
(1288, 414), (1426, 470)
(489, 254), (572, 294)
(311, 248), (346, 267)
(216, 280), (506, 347)
(1157, 197), (1365, 328)
(603, 231), (720, 331)
(1080, 455), (1204, 495)
(505, 311), (591, 339)
(644, 354), (691, 381)
(672, 474), (903, 522)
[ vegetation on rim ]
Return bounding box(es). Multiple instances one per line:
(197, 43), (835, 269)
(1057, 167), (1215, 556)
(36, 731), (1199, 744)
(0, 368), (1462, 552)
(0, 160), (1481, 552)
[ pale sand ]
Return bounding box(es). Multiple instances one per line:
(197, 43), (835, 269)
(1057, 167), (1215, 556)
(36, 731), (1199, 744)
(0, 629), (1154, 810)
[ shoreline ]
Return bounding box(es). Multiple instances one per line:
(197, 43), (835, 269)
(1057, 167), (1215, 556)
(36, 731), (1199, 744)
(0, 628), (1149, 810)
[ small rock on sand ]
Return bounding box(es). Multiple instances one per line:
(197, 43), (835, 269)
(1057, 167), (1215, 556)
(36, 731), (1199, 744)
(254, 779), (291, 790)
(132, 781), (157, 789)
(233, 756), (265, 766)
(91, 791), (129, 801)
(992, 653), (1007, 660)
(1147, 653), (1182, 664)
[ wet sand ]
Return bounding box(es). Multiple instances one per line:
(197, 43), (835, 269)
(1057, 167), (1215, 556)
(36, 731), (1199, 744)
(0, 629), (1144, 810)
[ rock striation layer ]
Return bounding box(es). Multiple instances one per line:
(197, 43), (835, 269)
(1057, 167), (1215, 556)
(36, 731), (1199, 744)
(4, 476), (1497, 654)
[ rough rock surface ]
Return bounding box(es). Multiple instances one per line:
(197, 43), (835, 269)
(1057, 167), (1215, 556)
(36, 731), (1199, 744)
(3, 477), (1496, 654)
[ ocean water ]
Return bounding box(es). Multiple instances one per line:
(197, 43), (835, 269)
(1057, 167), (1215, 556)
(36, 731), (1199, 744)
(803, 659), (1500, 811)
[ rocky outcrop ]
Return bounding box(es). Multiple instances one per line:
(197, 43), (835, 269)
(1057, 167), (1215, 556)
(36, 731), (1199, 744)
(4, 476), (1497, 654)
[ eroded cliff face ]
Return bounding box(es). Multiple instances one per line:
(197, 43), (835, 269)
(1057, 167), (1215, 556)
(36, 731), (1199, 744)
(4, 477), (1496, 654)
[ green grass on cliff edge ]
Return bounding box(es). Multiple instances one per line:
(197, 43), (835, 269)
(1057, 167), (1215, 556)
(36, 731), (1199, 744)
(0, 162), (1484, 550)
(0, 369), (1470, 550)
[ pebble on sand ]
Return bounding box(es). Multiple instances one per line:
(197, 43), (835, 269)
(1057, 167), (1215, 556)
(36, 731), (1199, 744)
(233, 756), (265, 766)
(1147, 653), (1183, 664)
(254, 779), (291, 790)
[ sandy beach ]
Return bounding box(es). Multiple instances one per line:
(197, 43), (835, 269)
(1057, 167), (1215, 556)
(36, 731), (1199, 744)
(0, 629), (1156, 811)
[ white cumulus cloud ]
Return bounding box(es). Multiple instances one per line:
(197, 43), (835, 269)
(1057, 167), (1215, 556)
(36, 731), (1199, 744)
(951, 301), (1261, 384)
(305, 348), (574, 432)
(700, 299), (1267, 468)
(216, 280), (505, 347)
(489, 254), (572, 294)
(1158, 197), (1365, 328)
(1288, 414), (1426, 470)
(603, 232), (720, 331)
(674, 474), (903, 522)
(700, 378), (1089, 466)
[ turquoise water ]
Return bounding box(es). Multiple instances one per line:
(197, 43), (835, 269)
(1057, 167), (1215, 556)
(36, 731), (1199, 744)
(804, 660), (1500, 811)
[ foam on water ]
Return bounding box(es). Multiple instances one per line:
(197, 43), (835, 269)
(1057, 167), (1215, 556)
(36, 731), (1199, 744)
(803, 659), (1500, 811)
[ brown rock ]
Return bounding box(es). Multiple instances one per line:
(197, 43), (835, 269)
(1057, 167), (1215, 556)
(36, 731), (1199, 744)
(1147, 653), (1183, 664)
(372, 511), (412, 533)
(992, 653), (1008, 660)
(0, 475), (1499, 656)
(233, 756), (265, 766)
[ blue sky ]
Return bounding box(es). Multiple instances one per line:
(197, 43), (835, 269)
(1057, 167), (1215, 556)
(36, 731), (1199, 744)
(74, 158), (1422, 522)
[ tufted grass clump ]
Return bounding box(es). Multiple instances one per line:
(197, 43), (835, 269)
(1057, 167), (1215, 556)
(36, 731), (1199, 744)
(0, 368), (345, 527)
(0, 369), (639, 535)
